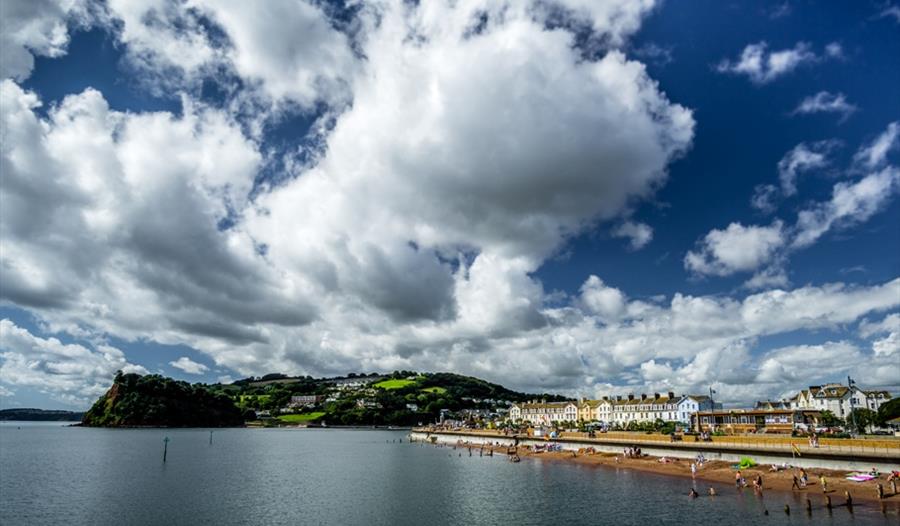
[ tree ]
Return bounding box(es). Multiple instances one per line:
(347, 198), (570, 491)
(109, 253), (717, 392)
(819, 410), (843, 427)
(876, 398), (900, 426)
(847, 408), (877, 434)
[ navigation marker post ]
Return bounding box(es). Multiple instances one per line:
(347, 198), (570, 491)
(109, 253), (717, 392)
(210, 430), (213, 445)
(163, 436), (170, 462)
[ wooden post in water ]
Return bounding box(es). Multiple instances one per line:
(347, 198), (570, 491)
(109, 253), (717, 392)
(824, 495), (832, 510)
(805, 498), (812, 515)
(783, 504), (790, 515)
(163, 436), (170, 462)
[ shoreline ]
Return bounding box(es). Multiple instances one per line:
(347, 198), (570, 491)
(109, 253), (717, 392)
(455, 440), (900, 508)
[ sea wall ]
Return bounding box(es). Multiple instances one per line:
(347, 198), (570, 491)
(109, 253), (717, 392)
(409, 431), (900, 472)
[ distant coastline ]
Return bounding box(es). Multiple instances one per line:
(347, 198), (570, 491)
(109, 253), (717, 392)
(0, 408), (84, 421)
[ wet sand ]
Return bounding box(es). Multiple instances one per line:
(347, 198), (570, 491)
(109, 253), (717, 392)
(454, 441), (900, 507)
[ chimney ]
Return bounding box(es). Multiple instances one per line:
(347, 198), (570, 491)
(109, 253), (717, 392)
(628, 394), (634, 401)
(602, 396), (608, 401)
(616, 395), (622, 401)
(641, 394), (647, 401)
(668, 391), (675, 399)
(654, 393), (660, 399)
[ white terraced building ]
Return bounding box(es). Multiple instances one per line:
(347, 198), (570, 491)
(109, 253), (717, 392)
(508, 401), (579, 425)
(509, 394), (718, 426)
(578, 393), (719, 426)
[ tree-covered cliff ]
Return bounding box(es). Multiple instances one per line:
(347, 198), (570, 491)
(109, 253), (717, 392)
(82, 372), (244, 427)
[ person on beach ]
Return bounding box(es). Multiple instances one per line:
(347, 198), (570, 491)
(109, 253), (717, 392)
(819, 474), (828, 493)
(753, 475), (763, 492)
(691, 463), (697, 477)
(791, 475), (801, 490)
(799, 468), (808, 488)
(735, 470), (745, 488)
(888, 471), (899, 494)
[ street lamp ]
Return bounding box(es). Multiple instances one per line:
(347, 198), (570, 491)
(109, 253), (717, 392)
(847, 376), (858, 436)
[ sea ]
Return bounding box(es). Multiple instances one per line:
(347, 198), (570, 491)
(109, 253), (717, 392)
(1, 421), (896, 525)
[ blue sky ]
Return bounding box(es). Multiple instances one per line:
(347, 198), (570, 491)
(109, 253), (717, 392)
(1, 0), (898, 409)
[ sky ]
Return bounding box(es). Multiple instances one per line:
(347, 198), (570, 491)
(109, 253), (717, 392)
(0, 0), (898, 410)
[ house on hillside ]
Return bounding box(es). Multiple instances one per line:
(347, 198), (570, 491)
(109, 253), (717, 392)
(289, 395), (324, 408)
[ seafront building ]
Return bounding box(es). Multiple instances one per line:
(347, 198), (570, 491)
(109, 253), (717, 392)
(692, 408), (822, 434)
(789, 383), (891, 418)
(507, 382), (892, 430)
(588, 393), (719, 425)
(508, 401), (578, 424)
(509, 393), (719, 426)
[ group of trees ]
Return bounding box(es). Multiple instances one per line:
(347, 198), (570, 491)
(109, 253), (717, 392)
(82, 372), (244, 427)
(816, 400), (900, 434)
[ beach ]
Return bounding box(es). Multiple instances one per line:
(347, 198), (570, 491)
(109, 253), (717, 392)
(450, 440), (900, 507)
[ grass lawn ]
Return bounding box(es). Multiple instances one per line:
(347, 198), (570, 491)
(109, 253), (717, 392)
(373, 379), (417, 390)
(277, 412), (326, 423)
(238, 395), (271, 407)
(421, 386), (447, 394)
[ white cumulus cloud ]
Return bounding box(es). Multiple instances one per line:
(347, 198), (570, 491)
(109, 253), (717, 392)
(716, 41), (838, 84)
(0, 319), (147, 406)
(777, 140), (838, 196)
(792, 91), (857, 120)
(0, 0), (91, 81)
(612, 221), (654, 251)
(685, 221), (785, 277)
(169, 356), (210, 375)
(854, 121), (899, 169)
(793, 167), (900, 248)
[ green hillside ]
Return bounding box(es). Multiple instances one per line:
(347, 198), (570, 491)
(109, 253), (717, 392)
(82, 372), (244, 427)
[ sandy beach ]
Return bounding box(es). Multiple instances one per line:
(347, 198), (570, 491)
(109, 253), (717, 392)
(450, 441), (900, 509)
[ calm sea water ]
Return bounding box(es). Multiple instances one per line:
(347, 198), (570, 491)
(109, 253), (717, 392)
(1, 422), (896, 525)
